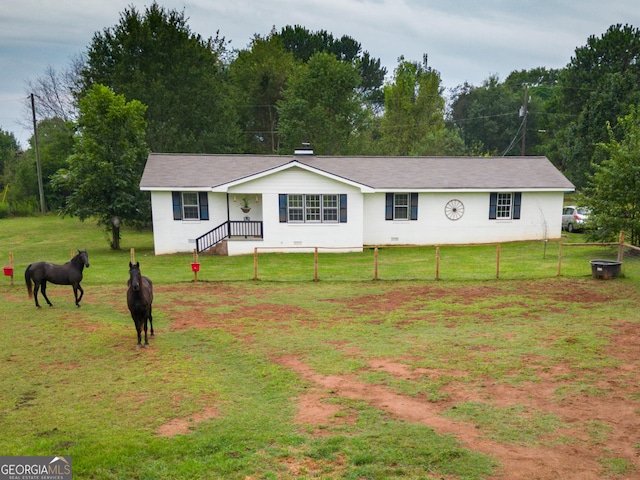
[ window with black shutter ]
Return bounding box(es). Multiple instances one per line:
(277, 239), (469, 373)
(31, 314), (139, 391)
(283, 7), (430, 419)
(172, 192), (209, 221)
(386, 193), (418, 220)
(279, 194), (347, 223)
(489, 192), (521, 220)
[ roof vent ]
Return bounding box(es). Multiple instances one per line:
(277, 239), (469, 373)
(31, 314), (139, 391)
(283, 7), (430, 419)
(294, 143), (314, 156)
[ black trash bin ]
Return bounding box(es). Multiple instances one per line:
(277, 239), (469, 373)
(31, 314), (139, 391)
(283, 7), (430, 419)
(590, 260), (622, 280)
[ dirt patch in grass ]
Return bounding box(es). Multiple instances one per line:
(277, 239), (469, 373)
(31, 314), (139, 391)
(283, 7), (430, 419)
(275, 354), (624, 480)
(151, 281), (640, 479)
(166, 302), (311, 333)
(156, 406), (220, 437)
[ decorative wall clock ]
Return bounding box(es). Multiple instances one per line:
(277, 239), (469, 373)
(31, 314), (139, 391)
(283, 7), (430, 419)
(444, 199), (464, 220)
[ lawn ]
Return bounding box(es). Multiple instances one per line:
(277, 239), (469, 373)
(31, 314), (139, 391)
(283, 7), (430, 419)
(1, 216), (639, 479)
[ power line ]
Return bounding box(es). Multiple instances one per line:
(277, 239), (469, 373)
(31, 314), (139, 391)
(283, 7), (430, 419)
(502, 115), (526, 156)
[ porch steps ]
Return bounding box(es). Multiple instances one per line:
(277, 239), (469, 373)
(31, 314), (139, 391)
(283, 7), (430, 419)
(200, 239), (228, 256)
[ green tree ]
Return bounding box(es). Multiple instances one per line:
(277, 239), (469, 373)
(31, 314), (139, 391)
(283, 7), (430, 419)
(28, 118), (75, 210)
(377, 56), (458, 155)
(450, 68), (558, 157)
(583, 106), (640, 245)
(277, 52), (364, 154)
(559, 24), (640, 116)
(5, 118), (74, 213)
(275, 25), (386, 110)
(408, 128), (466, 156)
(550, 24), (640, 188)
(229, 34), (297, 153)
(0, 128), (20, 190)
(0, 129), (21, 216)
(81, 2), (239, 153)
(277, 25), (359, 63)
(52, 84), (149, 249)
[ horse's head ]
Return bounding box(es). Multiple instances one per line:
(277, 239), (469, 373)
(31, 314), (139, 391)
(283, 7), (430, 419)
(77, 250), (90, 268)
(129, 261), (142, 291)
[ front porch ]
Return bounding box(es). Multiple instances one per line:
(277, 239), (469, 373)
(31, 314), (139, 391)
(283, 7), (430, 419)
(195, 193), (264, 253)
(196, 219), (263, 253)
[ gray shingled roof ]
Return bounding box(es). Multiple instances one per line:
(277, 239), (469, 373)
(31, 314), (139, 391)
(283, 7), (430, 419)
(140, 153), (575, 191)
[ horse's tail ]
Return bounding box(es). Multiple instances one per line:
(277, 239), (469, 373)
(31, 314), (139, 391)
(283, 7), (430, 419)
(25, 264), (33, 298)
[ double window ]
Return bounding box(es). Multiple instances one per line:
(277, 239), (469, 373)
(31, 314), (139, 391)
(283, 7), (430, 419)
(172, 192), (209, 221)
(385, 193), (418, 220)
(489, 192), (521, 220)
(279, 194), (347, 223)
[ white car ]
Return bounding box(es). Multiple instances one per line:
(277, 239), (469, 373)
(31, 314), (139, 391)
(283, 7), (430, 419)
(562, 206), (590, 232)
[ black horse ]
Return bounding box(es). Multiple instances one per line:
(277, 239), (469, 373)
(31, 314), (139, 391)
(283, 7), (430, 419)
(127, 262), (154, 346)
(25, 250), (90, 308)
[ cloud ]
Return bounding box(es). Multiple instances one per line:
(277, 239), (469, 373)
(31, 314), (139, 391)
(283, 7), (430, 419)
(1, 0), (639, 146)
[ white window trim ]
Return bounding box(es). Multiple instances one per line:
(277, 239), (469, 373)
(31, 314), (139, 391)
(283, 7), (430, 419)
(182, 192), (200, 221)
(496, 193), (512, 220)
(394, 193), (410, 220)
(287, 194), (339, 224)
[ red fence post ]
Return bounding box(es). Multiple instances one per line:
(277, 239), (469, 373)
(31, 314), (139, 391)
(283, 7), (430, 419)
(3, 252), (14, 285)
(191, 249), (200, 282)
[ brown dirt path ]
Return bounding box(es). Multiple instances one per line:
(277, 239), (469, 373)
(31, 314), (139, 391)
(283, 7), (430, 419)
(152, 282), (640, 479)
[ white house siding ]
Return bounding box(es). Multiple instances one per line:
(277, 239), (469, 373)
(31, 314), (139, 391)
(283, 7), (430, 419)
(149, 191), (229, 255)
(362, 191), (564, 246)
(226, 167), (364, 256)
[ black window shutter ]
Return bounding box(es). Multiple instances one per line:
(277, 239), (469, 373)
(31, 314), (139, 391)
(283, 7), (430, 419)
(489, 192), (497, 220)
(410, 192), (418, 220)
(279, 194), (288, 223)
(513, 192), (522, 219)
(172, 192), (182, 220)
(199, 192), (209, 220)
(385, 193), (393, 220)
(339, 194), (347, 223)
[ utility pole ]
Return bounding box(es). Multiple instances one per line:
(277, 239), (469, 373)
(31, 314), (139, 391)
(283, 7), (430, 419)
(31, 93), (46, 214)
(520, 84), (528, 156)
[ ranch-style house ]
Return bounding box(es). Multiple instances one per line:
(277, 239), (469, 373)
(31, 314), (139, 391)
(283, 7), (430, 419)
(139, 150), (575, 256)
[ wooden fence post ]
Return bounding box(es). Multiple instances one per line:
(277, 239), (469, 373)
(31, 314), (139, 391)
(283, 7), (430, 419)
(435, 246), (440, 280)
(618, 231), (625, 262)
(314, 247), (319, 282)
(8, 251), (14, 285)
(130, 248), (135, 264)
(373, 247), (379, 281)
(192, 249), (199, 282)
(557, 242), (563, 276)
(253, 248), (258, 281)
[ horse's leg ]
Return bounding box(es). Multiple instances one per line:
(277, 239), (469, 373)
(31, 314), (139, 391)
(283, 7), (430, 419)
(76, 283), (84, 307)
(143, 317), (149, 346)
(40, 281), (53, 307)
(133, 318), (142, 346)
(73, 283), (84, 307)
(149, 306), (154, 337)
(33, 281), (41, 308)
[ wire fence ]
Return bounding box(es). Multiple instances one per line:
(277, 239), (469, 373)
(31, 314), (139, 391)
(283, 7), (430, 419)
(196, 234), (640, 282)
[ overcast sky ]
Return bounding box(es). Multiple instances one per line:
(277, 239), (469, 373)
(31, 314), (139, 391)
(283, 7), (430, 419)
(1, 0), (639, 148)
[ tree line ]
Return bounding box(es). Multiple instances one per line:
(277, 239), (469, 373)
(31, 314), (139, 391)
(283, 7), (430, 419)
(1, 3), (639, 245)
